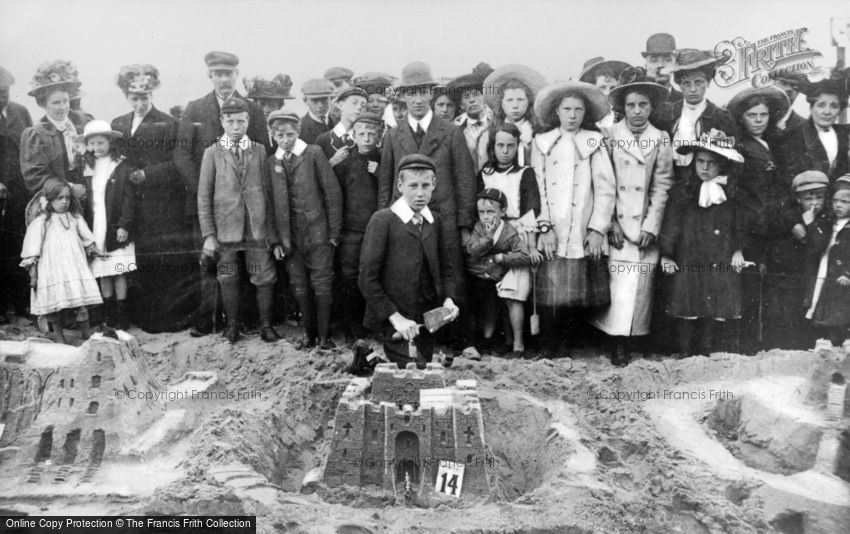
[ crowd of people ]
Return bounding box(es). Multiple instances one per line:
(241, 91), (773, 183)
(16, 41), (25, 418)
(1, 31), (849, 370)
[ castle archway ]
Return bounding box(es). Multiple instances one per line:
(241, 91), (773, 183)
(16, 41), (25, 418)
(394, 431), (420, 484)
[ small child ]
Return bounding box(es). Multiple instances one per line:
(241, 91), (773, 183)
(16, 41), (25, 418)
(20, 178), (103, 343)
(465, 188), (531, 356)
(761, 171), (831, 349)
(806, 175), (850, 344)
(81, 120), (137, 330)
(359, 154), (459, 368)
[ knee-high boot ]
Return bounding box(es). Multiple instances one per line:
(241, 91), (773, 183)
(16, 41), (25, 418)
(219, 277), (241, 343)
(257, 285), (280, 342)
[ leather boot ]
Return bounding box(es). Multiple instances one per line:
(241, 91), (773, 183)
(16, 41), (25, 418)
(116, 300), (129, 330)
(696, 319), (714, 356)
(316, 294), (335, 350)
(256, 285), (281, 342)
(293, 291), (316, 349)
(102, 298), (116, 328)
(219, 277), (241, 343)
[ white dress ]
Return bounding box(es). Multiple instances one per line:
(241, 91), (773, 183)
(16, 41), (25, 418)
(88, 157), (137, 278)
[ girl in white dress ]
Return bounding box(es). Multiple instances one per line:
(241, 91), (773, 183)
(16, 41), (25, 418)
(81, 120), (138, 330)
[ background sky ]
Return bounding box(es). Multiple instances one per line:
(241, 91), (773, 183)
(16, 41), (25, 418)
(1, 0), (847, 122)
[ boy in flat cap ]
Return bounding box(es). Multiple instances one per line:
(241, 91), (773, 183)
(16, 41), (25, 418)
(174, 51), (270, 336)
(334, 112), (383, 340)
(324, 67), (354, 126)
(266, 110), (343, 350)
(299, 78), (337, 145)
(315, 87), (367, 168)
(197, 97), (281, 344)
(359, 154), (459, 368)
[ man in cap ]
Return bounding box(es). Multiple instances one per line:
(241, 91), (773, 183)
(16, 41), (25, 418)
(0, 66), (33, 321)
(642, 33), (682, 103)
(299, 78), (337, 145)
(449, 62), (495, 173)
(174, 51), (270, 337)
(315, 86), (367, 168)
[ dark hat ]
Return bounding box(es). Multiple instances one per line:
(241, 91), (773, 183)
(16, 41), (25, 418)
(335, 86), (368, 103)
(725, 86), (790, 122)
(28, 60), (81, 98)
(398, 153), (436, 173)
(768, 70), (808, 88)
(609, 66), (669, 111)
(791, 170), (829, 193)
(301, 78), (335, 98)
(669, 49), (719, 76)
(642, 33), (677, 57)
(353, 72), (395, 95)
(267, 109), (300, 128)
(220, 97), (250, 115)
(482, 64), (547, 112)
(116, 64), (160, 94)
(578, 57), (631, 84)
(799, 74), (849, 103)
(243, 73), (294, 100)
(205, 51), (239, 71)
(0, 66), (15, 88)
(534, 81), (611, 127)
(324, 66), (354, 82)
(397, 61), (438, 90)
(353, 112), (383, 127)
(448, 62), (495, 93)
(675, 128), (744, 163)
(477, 188), (507, 209)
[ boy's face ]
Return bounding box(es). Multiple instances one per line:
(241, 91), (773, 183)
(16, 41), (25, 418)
(477, 198), (505, 228)
(353, 122), (378, 154)
(694, 150), (722, 181)
(221, 111), (249, 139)
(86, 135), (111, 158)
(833, 189), (850, 219)
(304, 96), (331, 119)
(337, 95), (366, 125)
(796, 189), (826, 214)
(397, 170), (435, 212)
(271, 121), (299, 151)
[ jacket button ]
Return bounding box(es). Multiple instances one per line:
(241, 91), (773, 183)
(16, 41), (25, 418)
(619, 186), (626, 191)
(838, 260), (843, 265)
(618, 213), (624, 219)
(714, 229), (720, 235)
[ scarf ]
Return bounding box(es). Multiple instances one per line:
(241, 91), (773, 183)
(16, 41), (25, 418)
(698, 175), (728, 208)
(48, 116), (79, 170)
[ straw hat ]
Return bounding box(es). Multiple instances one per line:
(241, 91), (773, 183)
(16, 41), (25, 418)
(81, 120), (123, 142)
(482, 64), (547, 113)
(675, 128), (744, 163)
(534, 81), (611, 127)
(116, 64), (161, 94)
(578, 57), (631, 84)
(668, 49), (720, 77)
(609, 66), (670, 111)
(28, 60), (81, 97)
(725, 86), (790, 122)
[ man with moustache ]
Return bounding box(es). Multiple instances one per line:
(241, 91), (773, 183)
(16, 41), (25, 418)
(173, 51), (270, 337)
(642, 33), (682, 104)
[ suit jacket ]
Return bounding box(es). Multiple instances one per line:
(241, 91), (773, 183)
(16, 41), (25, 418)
(299, 113), (334, 145)
(19, 113), (87, 194)
(735, 135), (784, 262)
(197, 139), (278, 246)
(359, 206), (456, 329)
(0, 101), (32, 222)
(652, 99), (739, 141)
(174, 91), (269, 216)
(779, 119), (850, 183)
(111, 107), (185, 238)
(83, 157), (137, 252)
(266, 139), (342, 251)
(334, 150), (381, 232)
(315, 128), (355, 165)
(378, 115), (477, 228)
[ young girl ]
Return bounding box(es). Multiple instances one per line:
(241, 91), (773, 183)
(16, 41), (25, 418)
(483, 65), (546, 167)
(81, 120), (138, 330)
(477, 123), (541, 356)
(806, 176), (850, 343)
(19, 178), (103, 343)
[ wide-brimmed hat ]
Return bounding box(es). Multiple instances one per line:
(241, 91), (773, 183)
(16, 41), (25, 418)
(578, 57), (631, 84)
(0, 66), (15, 88)
(448, 62), (495, 94)
(397, 61), (438, 90)
(482, 64), (547, 113)
(116, 64), (160, 94)
(534, 81), (611, 127)
(675, 129), (744, 163)
(799, 72), (849, 103)
(81, 119), (123, 141)
(243, 74), (294, 100)
(609, 66), (670, 111)
(668, 49), (720, 76)
(725, 86), (790, 122)
(641, 33), (677, 57)
(28, 60), (81, 97)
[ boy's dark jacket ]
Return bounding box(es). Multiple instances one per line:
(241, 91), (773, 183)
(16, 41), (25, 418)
(808, 218), (850, 326)
(83, 156), (137, 252)
(762, 199), (830, 279)
(464, 220), (530, 281)
(334, 149), (381, 232)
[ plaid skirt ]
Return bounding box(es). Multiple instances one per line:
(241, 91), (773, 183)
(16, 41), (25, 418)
(535, 257), (610, 308)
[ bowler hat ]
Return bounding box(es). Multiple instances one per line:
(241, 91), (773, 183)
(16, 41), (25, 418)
(534, 81), (611, 127)
(398, 153), (436, 173)
(220, 97), (250, 115)
(0, 66), (15, 88)
(324, 66), (354, 82)
(243, 74), (294, 100)
(675, 129), (744, 163)
(725, 86), (790, 122)
(116, 64), (161, 94)
(482, 64), (547, 113)
(791, 170), (829, 193)
(267, 109), (300, 128)
(81, 119), (123, 142)
(609, 66), (669, 111)
(669, 49), (719, 76)
(477, 188), (507, 209)
(28, 60), (81, 98)
(397, 61), (438, 90)
(205, 51), (239, 71)
(641, 33), (677, 57)
(578, 57), (631, 85)
(301, 78), (335, 98)
(354, 112), (383, 127)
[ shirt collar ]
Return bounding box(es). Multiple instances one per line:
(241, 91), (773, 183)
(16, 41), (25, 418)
(408, 109), (433, 133)
(308, 111), (327, 124)
(391, 197), (434, 224)
(274, 138), (308, 159)
(683, 99), (707, 114)
(332, 121), (351, 137)
(47, 115), (74, 132)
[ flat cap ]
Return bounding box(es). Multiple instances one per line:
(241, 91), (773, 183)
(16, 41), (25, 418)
(301, 78), (335, 97)
(220, 96), (250, 115)
(477, 187), (507, 208)
(336, 86), (368, 102)
(791, 170), (829, 193)
(354, 72), (394, 94)
(353, 112), (383, 127)
(398, 154), (436, 173)
(0, 66), (15, 88)
(205, 51), (239, 70)
(267, 109), (301, 127)
(324, 66), (354, 81)
(835, 174), (850, 190)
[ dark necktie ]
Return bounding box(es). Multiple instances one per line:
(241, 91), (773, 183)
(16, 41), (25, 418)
(232, 146), (242, 165)
(413, 123), (425, 148)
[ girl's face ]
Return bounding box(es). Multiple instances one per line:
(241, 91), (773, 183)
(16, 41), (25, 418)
(43, 90), (70, 122)
(796, 189), (826, 214)
(810, 94), (841, 129)
(126, 92), (152, 116)
(833, 189), (850, 219)
(742, 103), (770, 137)
(694, 150), (722, 181)
(502, 88), (529, 122)
(50, 187), (71, 213)
(87, 135), (111, 157)
(494, 130), (519, 165)
(433, 94), (456, 121)
(556, 96), (585, 132)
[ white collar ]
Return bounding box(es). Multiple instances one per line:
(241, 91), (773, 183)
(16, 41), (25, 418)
(274, 138), (308, 159)
(332, 121), (352, 137)
(455, 108), (493, 127)
(408, 109), (433, 133)
(219, 135), (251, 150)
(491, 219), (505, 244)
(47, 115), (74, 132)
(308, 111), (327, 124)
(215, 92), (234, 108)
(391, 197), (434, 224)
